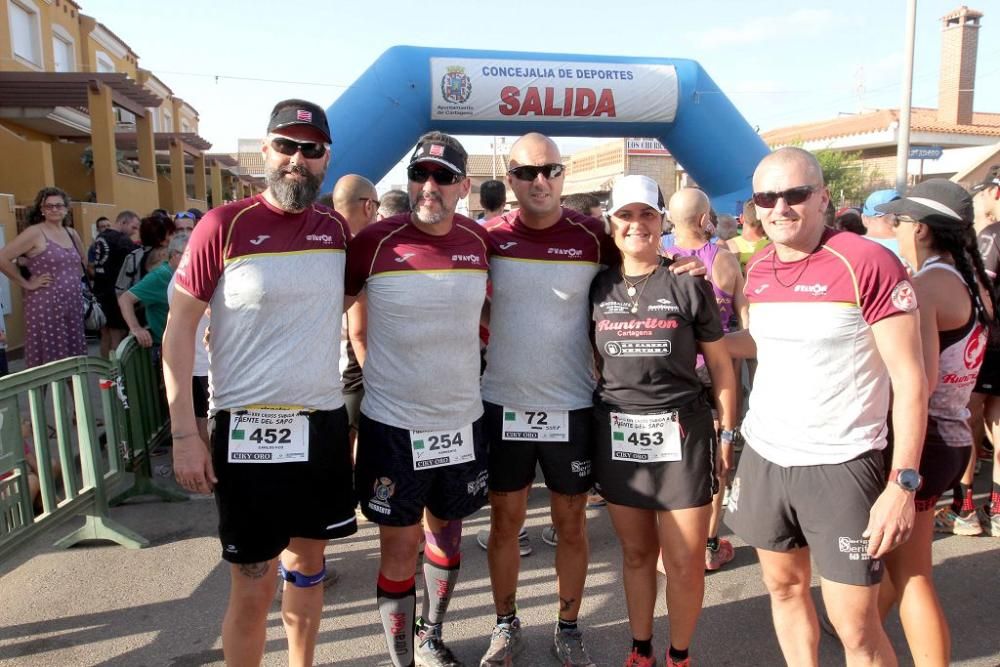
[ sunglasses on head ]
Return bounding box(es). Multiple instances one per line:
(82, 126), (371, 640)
(407, 165), (464, 186)
(507, 163), (565, 181)
(751, 185), (818, 208)
(174, 211), (195, 220)
(270, 136), (327, 160)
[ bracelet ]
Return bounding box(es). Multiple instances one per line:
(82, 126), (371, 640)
(172, 432), (197, 440)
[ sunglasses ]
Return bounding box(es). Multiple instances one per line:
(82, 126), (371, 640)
(41, 203), (67, 210)
(751, 185), (819, 208)
(175, 211), (196, 220)
(359, 197), (380, 207)
(507, 163), (565, 181)
(891, 214), (917, 229)
(270, 137), (327, 160)
(407, 165), (464, 186)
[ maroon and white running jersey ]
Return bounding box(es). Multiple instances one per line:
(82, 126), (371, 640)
(742, 228), (916, 466)
(346, 214), (490, 431)
(175, 195), (350, 414)
(481, 208), (614, 411)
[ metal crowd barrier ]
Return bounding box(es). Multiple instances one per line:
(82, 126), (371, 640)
(108, 335), (186, 505)
(0, 356), (147, 560)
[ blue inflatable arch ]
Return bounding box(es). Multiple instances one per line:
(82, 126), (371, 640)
(321, 46), (769, 214)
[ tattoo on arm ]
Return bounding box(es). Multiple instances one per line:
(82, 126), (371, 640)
(238, 561), (270, 580)
(559, 596), (576, 613)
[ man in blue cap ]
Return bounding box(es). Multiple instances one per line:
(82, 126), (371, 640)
(861, 189), (902, 257)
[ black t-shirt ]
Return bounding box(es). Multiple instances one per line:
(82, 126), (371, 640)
(978, 222), (1000, 349)
(342, 340), (363, 393)
(590, 257), (723, 412)
(92, 229), (137, 296)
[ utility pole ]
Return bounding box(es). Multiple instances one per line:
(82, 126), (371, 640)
(896, 0), (917, 195)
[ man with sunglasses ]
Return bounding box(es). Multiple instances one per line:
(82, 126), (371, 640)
(724, 147), (927, 666)
(477, 132), (612, 667)
(347, 131), (491, 667)
(163, 98), (357, 666)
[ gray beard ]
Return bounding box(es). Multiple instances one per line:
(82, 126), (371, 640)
(266, 165), (322, 211)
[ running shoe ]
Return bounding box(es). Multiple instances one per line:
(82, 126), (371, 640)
(624, 648), (656, 667)
(977, 505), (1000, 537)
(476, 528), (532, 556)
(542, 525), (558, 547)
(552, 626), (596, 667)
(704, 538), (735, 571)
(933, 506), (983, 536)
(479, 617), (521, 666)
(415, 622), (463, 667)
(665, 654), (690, 667)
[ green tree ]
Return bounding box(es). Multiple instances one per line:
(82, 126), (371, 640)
(812, 148), (879, 207)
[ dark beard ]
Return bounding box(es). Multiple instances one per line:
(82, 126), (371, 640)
(266, 164), (322, 211)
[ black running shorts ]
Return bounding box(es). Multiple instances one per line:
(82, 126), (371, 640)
(211, 407), (357, 564)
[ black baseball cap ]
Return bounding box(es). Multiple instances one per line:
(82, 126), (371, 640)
(267, 99), (331, 144)
(971, 165), (1000, 195)
(875, 178), (973, 226)
(409, 138), (467, 176)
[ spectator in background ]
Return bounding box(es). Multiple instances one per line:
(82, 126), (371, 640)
(118, 233), (189, 349)
(86, 216), (112, 278)
(479, 179), (507, 223)
(186, 208), (204, 222)
(174, 211), (196, 235)
(834, 207), (866, 235)
(727, 200), (770, 273)
(115, 214), (174, 297)
(563, 192), (603, 219)
(714, 214), (739, 244)
(0, 187), (86, 368)
(377, 189), (410, 220)
(92, 210), (140, 357)
(861, 189), (902, 256)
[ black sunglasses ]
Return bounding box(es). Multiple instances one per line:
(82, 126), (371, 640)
(270, 137), (327, 160)
(751, 185), (818, 208)
(407, 165), (464, 186)
(507, 163), (565, 181)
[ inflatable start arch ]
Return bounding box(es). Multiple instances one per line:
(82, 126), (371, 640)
(321, 46), (769, 214)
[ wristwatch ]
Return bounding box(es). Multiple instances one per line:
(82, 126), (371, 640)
(889, 468), (923, 492)
(719, 429), (736, 444)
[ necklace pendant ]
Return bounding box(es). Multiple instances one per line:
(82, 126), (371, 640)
(630, 305), (638, 314)
(627, 286), (637, 297)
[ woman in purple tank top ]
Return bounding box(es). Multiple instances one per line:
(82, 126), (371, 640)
(0, 187), (87, 367)
(878, 179), (998, 667)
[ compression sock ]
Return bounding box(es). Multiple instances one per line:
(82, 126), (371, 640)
(991, 482), (1000, 516)
(669, 645), (690, 662)
(376, 573), (416, 667)
(632, 638), (653, 658)
(421, 545), (460, 625)
(557, 617), (578, 632)
(960, 483), (976, 513)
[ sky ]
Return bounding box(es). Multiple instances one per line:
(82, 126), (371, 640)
(80, 0), (1000, 190)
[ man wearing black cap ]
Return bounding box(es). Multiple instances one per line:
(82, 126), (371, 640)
(163, 98), (357, 666)
(347, 131), (491, 667)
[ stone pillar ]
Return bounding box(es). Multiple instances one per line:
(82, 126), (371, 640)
(169, 139), (187, 213)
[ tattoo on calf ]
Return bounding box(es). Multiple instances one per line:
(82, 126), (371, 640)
(238, 561), (270, 580)
(559, 596), (576, 613)
(499, 592), (517, 616)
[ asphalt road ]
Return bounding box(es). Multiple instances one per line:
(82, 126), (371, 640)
(0, 461), (998, 667)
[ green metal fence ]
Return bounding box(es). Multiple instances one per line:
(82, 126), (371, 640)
(0, 356), (147, 561)
(108, 336), (186, 505)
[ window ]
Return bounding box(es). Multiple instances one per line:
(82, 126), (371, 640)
(181, 121), (191, 134)
(52, 29), (75, 72)
(162, 110), (173, 132)
(95, 51), (115, 73)
(9, 0), (42, 67)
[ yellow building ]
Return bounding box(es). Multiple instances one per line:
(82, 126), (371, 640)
(0, 0), (237, 352)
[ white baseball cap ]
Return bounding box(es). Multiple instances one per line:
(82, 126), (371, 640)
(608, 175), (665, 216)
